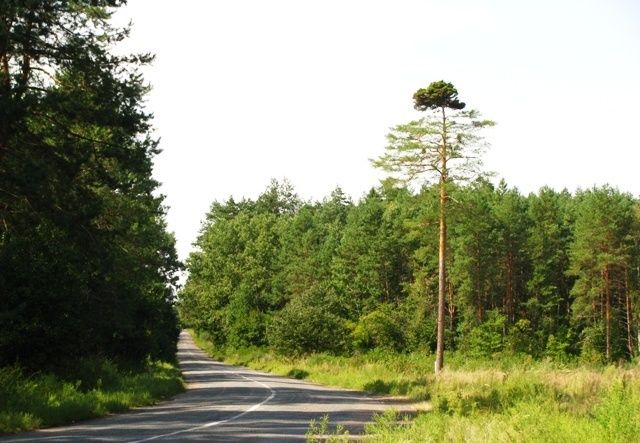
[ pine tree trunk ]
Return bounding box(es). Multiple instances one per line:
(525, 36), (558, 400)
(435, 178), (447, 374)
(505, 252), (515, 324)
(435, 106), (447, 374)
(475, 253), (483, 322)
(625, 266), (635, 357)
(448, 281), (456, 342)
(0, 48), (9, 151)
(604, 266), (612, 361)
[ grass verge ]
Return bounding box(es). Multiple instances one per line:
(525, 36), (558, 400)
(365, 370), (640, 442)
(0, 360), (184, 434)
(191, 330), (640, 442)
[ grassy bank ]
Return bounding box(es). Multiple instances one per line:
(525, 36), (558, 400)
(0, 360), (184, 434)
(191, 331), (640, 442)
(365, 368), (640, 442)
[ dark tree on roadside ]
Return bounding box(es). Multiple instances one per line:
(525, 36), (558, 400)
(0, 1), (180, 370)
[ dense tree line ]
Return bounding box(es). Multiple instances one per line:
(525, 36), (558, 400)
(0, 1), (180, 371)
(181, 179), (640, 363)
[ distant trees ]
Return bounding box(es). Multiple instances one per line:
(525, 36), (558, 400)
(174, 87), (638, 366)
(0, 2), (180, 371)
(181, 180), (640, 364)
(568, 187), (638, 361)
(525, 187), (574, 355)
(372, 81), (494, 373)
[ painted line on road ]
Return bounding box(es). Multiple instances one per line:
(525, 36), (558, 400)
(126, 349), (276, 442)
(0, 338), (276, 443)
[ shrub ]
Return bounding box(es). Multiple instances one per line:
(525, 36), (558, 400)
(267, 291), (349, 355)
(507, 319), (538, 356)
(226, 304), (268, 348)
(579, 323), (605, 364)
(545, 334), (571, 362)
(462, 310), (506, 358)
(352, 305), (405, 352)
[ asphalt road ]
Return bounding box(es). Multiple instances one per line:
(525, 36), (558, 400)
(2, 332), (408, 442)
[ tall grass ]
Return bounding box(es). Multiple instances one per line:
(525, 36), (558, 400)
(192, 331), (640, 442)
(0, 360), (184, 434)
(365, 367), (640, 442)
(367, 377), (640, 442)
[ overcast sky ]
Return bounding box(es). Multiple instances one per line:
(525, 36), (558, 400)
(114, 0), (640, 260)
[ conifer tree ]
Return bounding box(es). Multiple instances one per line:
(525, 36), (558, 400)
(373, 81), (493, 373)
(569, 187), (636, 361)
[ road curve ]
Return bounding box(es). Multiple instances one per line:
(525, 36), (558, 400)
(2, 331), (407, 442)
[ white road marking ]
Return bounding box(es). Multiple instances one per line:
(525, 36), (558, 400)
(126, 346), (276, 443)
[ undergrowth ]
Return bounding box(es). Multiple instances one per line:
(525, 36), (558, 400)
(0, 360), (184, 434)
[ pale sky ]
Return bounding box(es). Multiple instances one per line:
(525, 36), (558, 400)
(114, 0), (640, 260)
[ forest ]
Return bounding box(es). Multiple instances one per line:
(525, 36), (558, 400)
(0, 2), (183, 431)
(180, 178), (640, 364)
(182, 81), (639, 370)
(0, 0), (180, 380)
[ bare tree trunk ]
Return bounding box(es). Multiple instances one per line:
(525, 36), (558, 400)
(435, 177), (447, 373)
(625, 266), (635, 357)
(0, 48), (10, 152)
(474, 251), (483, 322)
(448, 281), (455, 341)
(604, 266), (612, 361)
(0, 13), (13, 153)
(504, 252), (515, 324)
(435, 106), (447, 374)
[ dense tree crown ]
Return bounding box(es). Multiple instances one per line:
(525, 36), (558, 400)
(413, 80), (466, 111)
(181, 180), (640, 363)
(0, 1), (180, 371)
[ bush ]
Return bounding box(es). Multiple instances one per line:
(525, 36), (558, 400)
(352, 305), (405, 352)
(506, 319), (538, 356)
(545, 334), (572, 362)
(579, 324), (606, 364)
(462, 310), (506, 358)
(226, 308), (268, 348)
(267, 290), (349, 356)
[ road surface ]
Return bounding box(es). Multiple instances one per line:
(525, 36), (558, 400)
(2, 331), (408, 442)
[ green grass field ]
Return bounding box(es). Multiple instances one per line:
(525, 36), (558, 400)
(192, 331), (640, 442)
(0, 360), (184, 434)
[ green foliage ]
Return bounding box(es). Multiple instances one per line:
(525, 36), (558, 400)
(526, 187), (574, 345)
(544, 333), (572, 362)
(332, 187), (412, 318)
(352, 305), (405, 352)
(0, 361), (184, 434)
(360, 367), (640, 443)
(593, 380), (640, 440)
(578, 323), (607, 364)
(413, 80), (466, 111)
(306, 414), (350, 442)
(268, 289), (349, 355)
(569, 187), (637, 362)
(0, 0), (180, 371)
(183, 179), (639, 365)
(506, 319), (538, 355)
(372, 109), (493, 184)
(462, 310), (506, 358)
